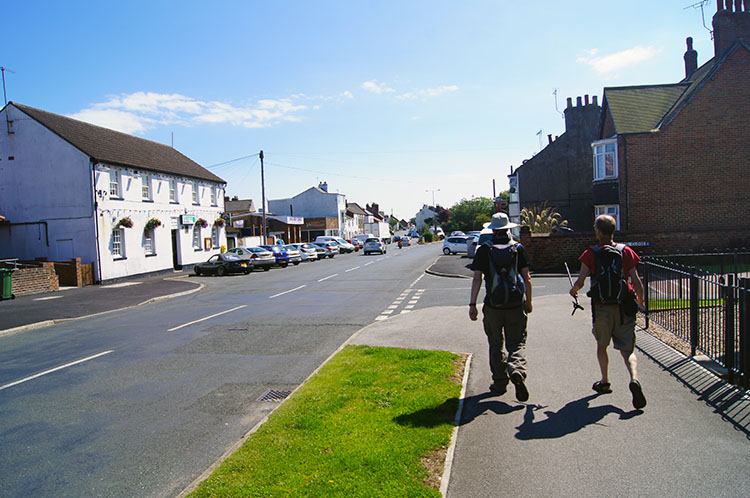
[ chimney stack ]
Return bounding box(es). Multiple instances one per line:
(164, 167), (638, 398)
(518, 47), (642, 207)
(713, 0), (750, 57)
(319, 181), (328, 192)
(548, 134), (553, 144)
(684, 37), (698, 79)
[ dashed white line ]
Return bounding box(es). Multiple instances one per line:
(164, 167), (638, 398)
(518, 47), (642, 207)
(168, 305), (248, 331)
(364, 262), (375, 266)
(345, 266), (360, 272)
(318, 274), (338, 282)
(269, 285), (306, 298)
(0, 350), (114, 392)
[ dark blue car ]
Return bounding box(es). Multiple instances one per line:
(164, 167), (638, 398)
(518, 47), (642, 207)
(261, 245), (290, 268)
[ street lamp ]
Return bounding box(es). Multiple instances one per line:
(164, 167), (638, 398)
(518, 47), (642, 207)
(426, 189), (440, 233)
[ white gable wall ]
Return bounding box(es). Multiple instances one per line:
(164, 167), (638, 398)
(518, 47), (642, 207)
(0, 105), (98, 266)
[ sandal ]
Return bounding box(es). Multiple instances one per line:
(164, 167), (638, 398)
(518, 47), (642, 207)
(592, 381), (612, 394)
(629, 380), (647, 409)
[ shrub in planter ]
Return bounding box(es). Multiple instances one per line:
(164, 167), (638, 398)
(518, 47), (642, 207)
(195, 218), (208, 228)
(214, 218), (225, 227)
(117, 217), (133, 228)
(145, 218), (162, 230)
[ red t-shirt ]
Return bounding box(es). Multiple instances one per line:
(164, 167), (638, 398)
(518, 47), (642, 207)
(579, 243), (641, 293)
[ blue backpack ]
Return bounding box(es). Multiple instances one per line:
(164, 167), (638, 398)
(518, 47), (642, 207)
(589, 244), (628, 305)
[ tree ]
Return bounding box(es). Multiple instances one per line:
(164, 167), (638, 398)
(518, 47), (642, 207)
(519, 202), (569, 233)
(448, 197), (495, 233)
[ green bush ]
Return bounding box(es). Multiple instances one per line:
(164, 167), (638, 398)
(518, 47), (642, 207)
(423, 232), (434, 243)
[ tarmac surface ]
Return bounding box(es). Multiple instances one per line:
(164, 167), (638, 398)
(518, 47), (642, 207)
(2, 254), (749, 497)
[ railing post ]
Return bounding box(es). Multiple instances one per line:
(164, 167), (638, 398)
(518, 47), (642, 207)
(690, 270), (699, 357)
(724, 275), (735, 384)
(643, 260), (650, 329)
(740, 277), (750, 389)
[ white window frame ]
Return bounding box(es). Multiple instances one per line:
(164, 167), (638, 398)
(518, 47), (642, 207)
(192, 182), (199, 204)
(595, 205), (620, 229)
(169, 178), (177, 202)
(193, 226), (202, 250)
(144, 228), (156, 255)
(112, 228), (125, 258)
(141, 173), (152, 200)
(210, 187), (217, 206)
(109, 169), (121, 198)
(592, 139), (618, 181)
(211, 225), (219, 248)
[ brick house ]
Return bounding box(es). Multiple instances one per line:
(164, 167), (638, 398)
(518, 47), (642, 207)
(594, 2), (750, 251)
(508, 95), (601, 231)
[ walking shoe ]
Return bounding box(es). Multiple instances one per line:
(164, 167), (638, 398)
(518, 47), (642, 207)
(510, 372), (529, 402)
(629, 380), (647, 410)
(489, 383), (507, 396)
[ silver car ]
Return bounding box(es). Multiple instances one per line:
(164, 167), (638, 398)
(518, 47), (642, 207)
(363, 237), (387, 255)
(226, 246), (275, 271)
(287, 243), (318, 262)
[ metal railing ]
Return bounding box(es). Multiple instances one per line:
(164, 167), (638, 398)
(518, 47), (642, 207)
(642, 257), (750, 388)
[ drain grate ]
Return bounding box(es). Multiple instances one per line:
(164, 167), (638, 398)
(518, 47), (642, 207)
(257, 389), (292, 402)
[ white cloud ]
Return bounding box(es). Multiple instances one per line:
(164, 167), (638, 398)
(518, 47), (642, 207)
(341, 90), (354, 99)
(577, 46), (662, 76)
(397, 85), (459, 100)
(68, 92), (311, 134)
(361, 80), (396, 94)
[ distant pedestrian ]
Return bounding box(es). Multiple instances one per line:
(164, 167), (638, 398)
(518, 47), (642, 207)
(469, 212), (533, 401)
(569, 214), (646, 409)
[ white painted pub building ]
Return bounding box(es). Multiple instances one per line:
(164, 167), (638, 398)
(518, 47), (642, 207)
(0, 102), (226, 282)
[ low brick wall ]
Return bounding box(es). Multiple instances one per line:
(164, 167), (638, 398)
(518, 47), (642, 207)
(9, 262), (59, 297)
(519, 227), (750, 272)
(53, 258), (92, 287)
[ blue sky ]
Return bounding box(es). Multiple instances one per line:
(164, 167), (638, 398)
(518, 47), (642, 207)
(4, 1), (716, 220)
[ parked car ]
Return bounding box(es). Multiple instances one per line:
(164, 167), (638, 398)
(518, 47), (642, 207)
(450, 231), (466, 237)
(400, 236), (411, 247)
(194, 252), (252, 276)
(313, 241), (338, 258)
(443, 236), (470, 255)
(261, 244), (291, 267)
(346, 239), (362, 251)
(363, 237), (387, 255)
(333, 237), (356, 253)
(288, 243), (319, 261)
(282, 245), (303, 265)
(353, 233), (376, 246)
(226, 246), (274, 271)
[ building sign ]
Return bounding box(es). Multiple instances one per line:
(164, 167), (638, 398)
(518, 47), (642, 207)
(181, 215), (196, 225)
(234, 220), (244, 228)
(622, 241), (650, 247)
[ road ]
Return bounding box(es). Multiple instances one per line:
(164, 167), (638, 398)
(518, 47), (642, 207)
(0, 243), (459, 497)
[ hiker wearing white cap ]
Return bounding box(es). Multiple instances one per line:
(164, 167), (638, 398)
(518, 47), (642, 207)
(469, 212), (533, 402)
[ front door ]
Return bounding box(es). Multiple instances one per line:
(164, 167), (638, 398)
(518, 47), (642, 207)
(171, 229), (181, 269)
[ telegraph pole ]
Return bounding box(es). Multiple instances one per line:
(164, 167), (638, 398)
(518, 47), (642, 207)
(260, 150), (266, 242)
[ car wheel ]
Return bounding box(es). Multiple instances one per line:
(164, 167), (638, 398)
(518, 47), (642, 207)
(263, 267), (270, 271)
(217, 266), (226, 277)
(281, 263), (288, 268)
(329, 254), (334, 258)
(443, 248), (451, 255)
(244, 269), (251, 275)
(293, 261), (300, 266)
(194, 267), (201, 276)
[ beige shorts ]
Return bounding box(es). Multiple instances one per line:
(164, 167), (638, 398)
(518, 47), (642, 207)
(592, 304), (636, 351)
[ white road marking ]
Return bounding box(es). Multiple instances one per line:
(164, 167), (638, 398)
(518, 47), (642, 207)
(400, 310), (411, 314)
(375, 315), (389, 321)
(364, 262), (375, 266)
(381, 309), (394, 315)
(405, 305), (415, 309)
(269, 285), (306, 298)
(0, 350), (114, 392)
(33, 296), (64, 301)
(318, 274), (338, 282)
(345, 266), (360, 272)
(168, 305), (247, 331)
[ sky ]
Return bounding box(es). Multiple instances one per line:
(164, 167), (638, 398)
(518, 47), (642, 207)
(3, 0), (717, 221)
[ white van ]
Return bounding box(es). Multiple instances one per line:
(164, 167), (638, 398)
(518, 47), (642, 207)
(353, 234), (376, 245)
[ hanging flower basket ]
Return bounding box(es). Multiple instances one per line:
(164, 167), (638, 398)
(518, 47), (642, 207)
(214, 218), (225, 227)
(117, 217), (133, 228)
(195, 218), (208, 228)
(145, 218), (162, 231)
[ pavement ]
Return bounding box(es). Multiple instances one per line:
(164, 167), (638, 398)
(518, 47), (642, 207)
(2, 257), (750, 496)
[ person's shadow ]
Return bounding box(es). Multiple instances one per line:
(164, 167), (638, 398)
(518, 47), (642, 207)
(515, 394), (641, 440)
(458, 392), (525, 424)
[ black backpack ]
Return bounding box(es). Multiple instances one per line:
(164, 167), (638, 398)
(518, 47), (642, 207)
(589, 244), (628, 305)
(486, 242), (525, 308)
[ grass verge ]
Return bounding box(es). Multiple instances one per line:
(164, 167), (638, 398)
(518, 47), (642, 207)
(189, 345), (465, 497)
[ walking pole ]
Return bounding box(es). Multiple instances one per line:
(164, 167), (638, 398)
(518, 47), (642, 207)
(564, 262), (585, 316)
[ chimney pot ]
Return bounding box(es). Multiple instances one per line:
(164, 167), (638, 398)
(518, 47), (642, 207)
(584, 95), (590, 105)
(684, 36), (698, 79)
(566, 97), (573, 109)
(576, 96), (583, 106)
(592, 95), (598, 106)
(547, 134), (552, 144)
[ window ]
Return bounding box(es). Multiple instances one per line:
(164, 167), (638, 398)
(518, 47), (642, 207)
(592, 140), (617, 180)
(109, 170), (121, 197)
(211, 225), (219, 248)
(193, 226), (202, 250)
(210, 187), (217, 206)
(192, 182), (199, 204)
(112, 228), (125, 257)
(141, 173), (151, 200)
(144, 229), (156, 255)
(595, 205), (620, 229)
(169, 178), (177, 202)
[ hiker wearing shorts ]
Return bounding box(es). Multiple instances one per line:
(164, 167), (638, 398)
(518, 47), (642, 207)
(569, 214), (647, 409)
(469, 212), (533, 402)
